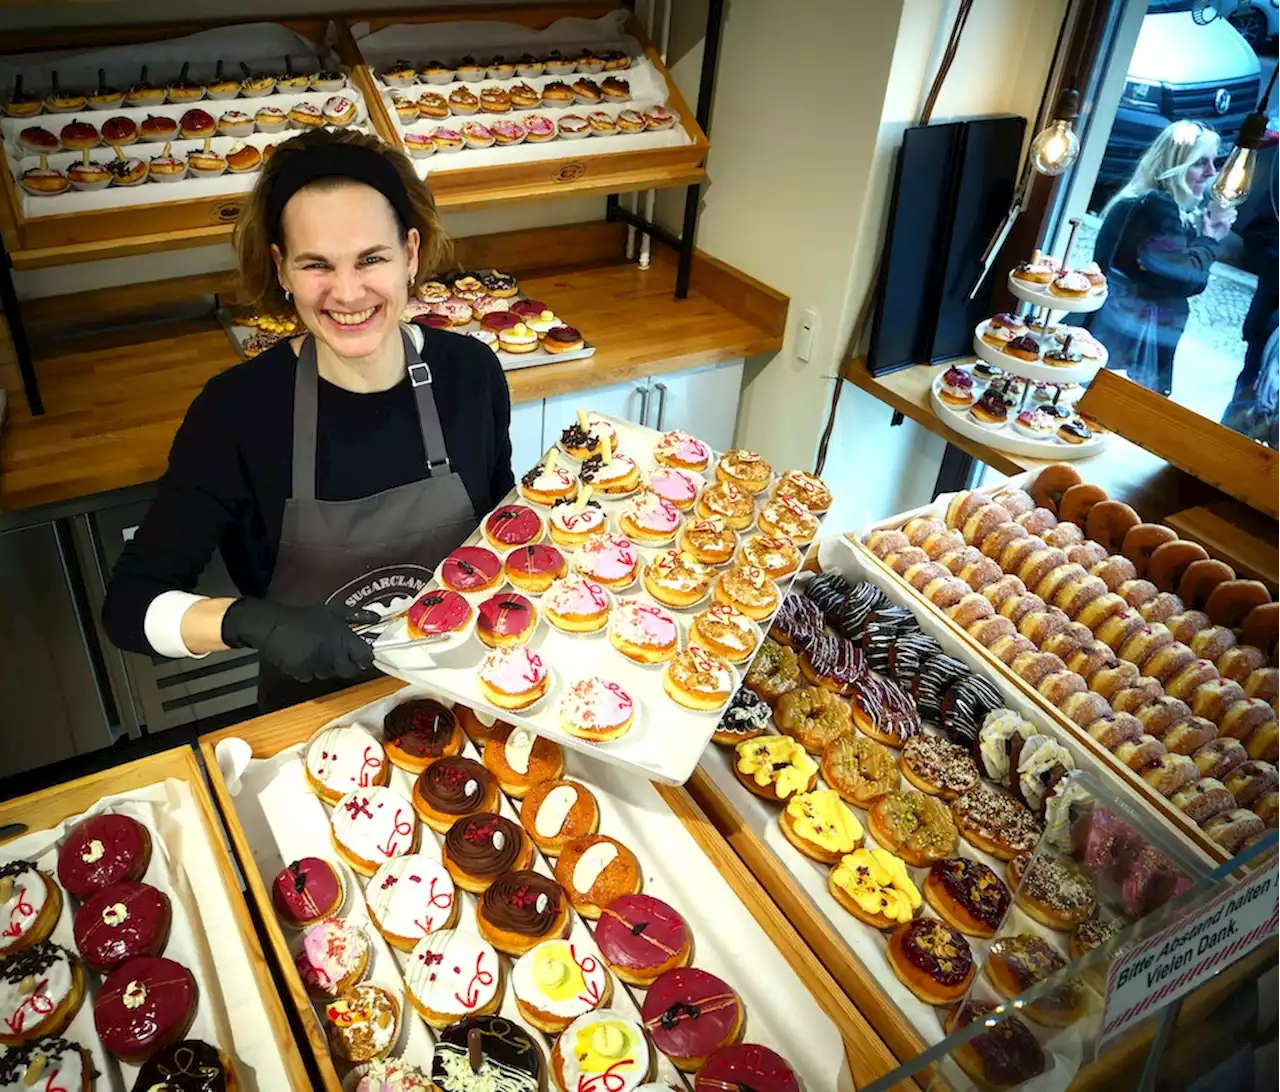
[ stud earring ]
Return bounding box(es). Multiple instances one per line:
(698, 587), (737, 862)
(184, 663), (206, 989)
(283, 288), (292, 303)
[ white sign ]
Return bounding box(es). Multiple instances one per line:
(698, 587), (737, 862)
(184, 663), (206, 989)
(1099, 855), (1278, 1045)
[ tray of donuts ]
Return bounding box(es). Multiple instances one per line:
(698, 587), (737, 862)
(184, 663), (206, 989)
(0, 745), (306, 1091)
(858, 466), (1278, 864)
(200, 682), (854, 1092)
(690, 551), (1217, 1092)
(371, 409), (833, 785)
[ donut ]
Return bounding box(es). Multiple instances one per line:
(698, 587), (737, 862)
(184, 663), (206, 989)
(904, 560), (950, 593)
(1143, 643), (1198, 686)
(641, 968), (743, 1071)
(1061, 690), (1112, 728)
(962, 503), (1011, 547)
(924, 858), (1010, 938)
(1028, 464), (1083, 513)
(1193, 738), (1249, 781)
(1067, 540), (1110, 569)
(1112, 679), (1164, 716)
(596, 894), (691, 987)
(1091, 554), (1139, 593)
(1143, 594), (1189, 627)
(968, 615), (1017, 648)
(776, 685), (853, 753)
(1001, 592), (1047, 627)
(744, 641), (801, 705)
(1016, 507), (1058, 536)
(1205, 580), (1272, 630)
(922, 529), (967, 560)
(1010, 650), (1065, 688)
(821, 733), (899, 806)
(476, 870), (570, 956)
(1085, 500), (1140, 553)
(57, 814), (151, 899)
(1057, 483), (1108, 527)
(945, 491), (992, 529)
(1147, 540), (1210, 593)
(801, 634), (866, 695)
(694, 1045), (800, 1092)
(1090, 660), (1141, 699)
(1171, 778), (1236, 825)
(951, 786), (1043, 860)
(1241, 602), (1279, 659)
(887, 632), (944, 690)
(382, 698), (462, 774)
(1095, 609), (1147, 652)
(1203, 809), (1265, 854)
(734, 735), (818, 801)
(949, 591), (995, 628)
(1177, 560), (1237, 612)
(1121, 576), (1162, 609)
(1034, 562), (1087, 603)
(996, 489), (1037, 517)
(986, 934), (1087, 1027)
(411, 757), (499, 834)
(1088, 713), (1144, 750)
(1190, 679), (1247, 723)
(1043, 521), (1085, 548)
(1141, 751), (1200, 795)
(1020, 608), (1071, 645)
(865, 529), (910, 559)
(980, 521), (1029, 560)
(853, 674), (922, 748)
(1121, 523), (1179, 578)
(868, 791), (958, 865)
(1137, 696), (1193, 739)
(1219, 645), (1267, 683)
(779, 788), (864, 863)
(1054, 574), (1110, 621)
(1067, 640), (1117, 681)
(1245, 667), (1280, 704)
(554, 835), (641, 919)
(432, 1016), (543, 1090)
(1076, 592), (1128, 631)
(903, 516), (947, 546)
(1246, 720), (1279, 762)
(885, 545), (930, 574)
(1223, 760), (1279, 806)
(959, 556), (1004, 592)
(943, 1000), (1046, 1091)
(887, 917), (976, 1005)
(1008, 852), (1095, 929)
(899, 733), (980, 799)
(72, 882), (171, 972)
(983, 574), (1028, 611)
(1191, 625), (1238, 663)
(988, 634), (1037, 665)
(95, 956), (196, 1063)
(1165, 659), (1221, 702)
(1113, 734), (1166, 773)
(999, 535), (1046, 575)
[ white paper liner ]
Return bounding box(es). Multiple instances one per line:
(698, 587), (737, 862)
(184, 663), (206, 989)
(375, 411), (822, 784)
(0, 779), (294, 1092)
(431, 554), (508, 603)
(373, 598), (477, 657)
(223, 682), (852, 1088)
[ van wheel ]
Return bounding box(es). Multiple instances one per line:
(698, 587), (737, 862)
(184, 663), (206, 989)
(1229, 7), (1268, 49)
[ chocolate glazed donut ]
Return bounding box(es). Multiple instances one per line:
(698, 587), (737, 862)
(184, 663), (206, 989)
(418, 757), (491, 816)
(444, 813), (524, 880)
(480, 871), (562, 937)
(384, 699), (455, 758)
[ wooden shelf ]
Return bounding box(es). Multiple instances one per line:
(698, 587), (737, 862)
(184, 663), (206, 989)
(0, 235), (785, 514)
(0, 5), (708, 269)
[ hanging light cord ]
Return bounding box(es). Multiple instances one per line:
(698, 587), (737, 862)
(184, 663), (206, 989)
(1257, 66), (1277, 116)
(813, 0), (974, 475)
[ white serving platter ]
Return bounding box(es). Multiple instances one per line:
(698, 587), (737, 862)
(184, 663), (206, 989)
(929, 378), (1110, 461)
(1006, 272), (1107, 315)
(971, 321), (1105, 385)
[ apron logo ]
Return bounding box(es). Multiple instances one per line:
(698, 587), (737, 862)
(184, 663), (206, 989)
(326, 564), (433, 618)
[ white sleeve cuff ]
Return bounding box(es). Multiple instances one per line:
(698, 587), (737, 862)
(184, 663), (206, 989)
(143, 590), (212, 659)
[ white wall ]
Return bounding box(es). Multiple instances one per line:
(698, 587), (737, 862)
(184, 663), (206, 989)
(655, 0), (1068, 518)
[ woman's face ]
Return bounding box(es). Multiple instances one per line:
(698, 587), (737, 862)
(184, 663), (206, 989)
(274, 181), (418, 360)
(1185, 153), (1216, 197)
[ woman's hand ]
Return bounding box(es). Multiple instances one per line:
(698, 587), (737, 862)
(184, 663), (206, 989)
(220, 598), (376, 681)
(1200, 203), (1237, 242)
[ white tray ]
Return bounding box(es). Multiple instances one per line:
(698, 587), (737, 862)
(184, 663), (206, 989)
(374, 411), (822, 784)
(0, 778), (296, 1092)
(930, 378), (1110, 461)
(971, 321), (1105, 385)
(222, 684), (853, 1089)
(1007, 272), (1107, 315)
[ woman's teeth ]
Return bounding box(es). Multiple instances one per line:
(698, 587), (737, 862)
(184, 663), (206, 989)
(327, 305), (379, 326)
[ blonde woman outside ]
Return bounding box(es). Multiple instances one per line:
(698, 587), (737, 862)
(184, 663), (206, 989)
(1085, 120), (1237, 394)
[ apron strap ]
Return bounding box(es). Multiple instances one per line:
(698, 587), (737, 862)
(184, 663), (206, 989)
(291, 327), (451, 502)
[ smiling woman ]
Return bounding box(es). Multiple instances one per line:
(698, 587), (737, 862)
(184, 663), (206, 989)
(102, 130), (515, 712)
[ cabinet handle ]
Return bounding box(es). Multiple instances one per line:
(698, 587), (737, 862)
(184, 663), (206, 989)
(636, 385), (651, 425)
(654, 382), (669, 430)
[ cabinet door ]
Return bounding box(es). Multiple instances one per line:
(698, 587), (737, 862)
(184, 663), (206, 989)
(543, 379), (651, 439)
(508, 398), (546, 475)
(649, 359), (745, 452)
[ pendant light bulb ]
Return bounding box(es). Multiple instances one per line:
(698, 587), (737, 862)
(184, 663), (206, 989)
(1030, 88), (1081, 176)
(1210, 111), (1267, 209)
(1031, 120), (1081, 175)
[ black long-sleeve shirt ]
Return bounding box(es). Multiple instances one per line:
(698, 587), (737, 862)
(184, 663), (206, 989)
(102, 326), (514, 655)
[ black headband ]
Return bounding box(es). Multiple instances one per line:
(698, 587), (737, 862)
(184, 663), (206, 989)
(266, 143), (414, 245)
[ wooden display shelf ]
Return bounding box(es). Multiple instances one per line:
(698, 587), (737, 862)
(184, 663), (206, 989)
(0, 229), (785, 515)
(847, 534), (1227, 866)
(0, 744), (313, 1091)
(0, 18), (342, 260)
(338, 5), (708, 213)
(0, 5), (707, 268)
(198, 678), (912, 1092)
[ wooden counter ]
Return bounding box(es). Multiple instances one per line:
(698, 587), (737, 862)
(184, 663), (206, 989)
(1, 246), (783, 514)
(845, 357), (1242, 521)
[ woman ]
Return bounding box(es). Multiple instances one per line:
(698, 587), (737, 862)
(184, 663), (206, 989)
(1086, 120), (1236, 395)
(103, 129), (514, 712)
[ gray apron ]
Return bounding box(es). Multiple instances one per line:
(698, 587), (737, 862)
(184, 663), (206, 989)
(257, 327), (478, 712)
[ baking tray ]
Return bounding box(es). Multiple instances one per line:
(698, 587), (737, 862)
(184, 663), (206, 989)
(373, 410), (825, 784)
(199, 679), (875, 1091)
(0, 745), (309, 1091)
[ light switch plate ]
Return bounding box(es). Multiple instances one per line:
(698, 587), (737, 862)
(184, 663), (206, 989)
(797, 308), (818, 362)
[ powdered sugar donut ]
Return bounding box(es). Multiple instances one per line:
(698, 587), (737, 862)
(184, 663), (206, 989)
(331, 785), (419, 875)
(559, 677), (636, 742)
(405, 927), (501, 1028)
(305, 725), (388, 804)
(366, 854), (457, 951)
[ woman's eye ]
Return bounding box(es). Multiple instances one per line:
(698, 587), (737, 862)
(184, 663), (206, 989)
(304, 263), (329, 271)
(361, 255), (385, 265)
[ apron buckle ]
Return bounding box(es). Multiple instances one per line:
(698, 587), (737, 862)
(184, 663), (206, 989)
(408, 361), (434, 387)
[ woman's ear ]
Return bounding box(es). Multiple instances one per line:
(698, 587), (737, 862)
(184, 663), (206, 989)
(405, 227), (421, 282)
(270, 242), (289, 296)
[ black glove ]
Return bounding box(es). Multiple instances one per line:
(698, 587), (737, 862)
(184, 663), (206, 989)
(222, 598), (378, 682)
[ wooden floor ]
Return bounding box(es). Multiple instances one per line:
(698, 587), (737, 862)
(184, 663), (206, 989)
(0, 251), (782, 514)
